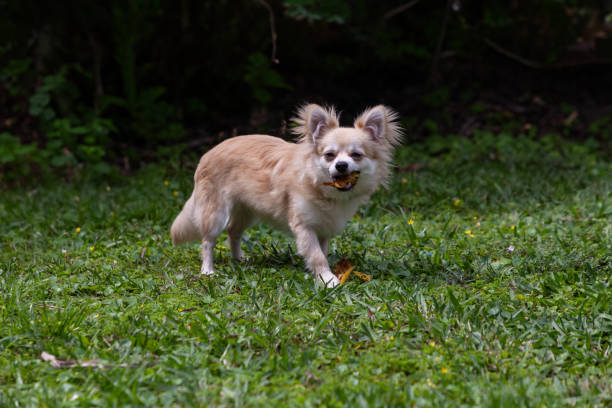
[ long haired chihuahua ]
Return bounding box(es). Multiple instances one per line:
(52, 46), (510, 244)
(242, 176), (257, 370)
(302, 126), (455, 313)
(171, 104), (402, 287)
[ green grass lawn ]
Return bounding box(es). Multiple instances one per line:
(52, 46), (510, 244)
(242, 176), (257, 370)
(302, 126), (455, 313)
(1, 133), (611, 407)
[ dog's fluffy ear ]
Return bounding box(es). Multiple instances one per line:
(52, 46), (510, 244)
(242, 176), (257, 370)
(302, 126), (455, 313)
(291, 104), (339, 144)
(354, 105), (402, 147)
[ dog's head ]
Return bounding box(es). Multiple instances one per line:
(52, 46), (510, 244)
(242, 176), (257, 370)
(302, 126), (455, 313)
(292, 104), (402, 194)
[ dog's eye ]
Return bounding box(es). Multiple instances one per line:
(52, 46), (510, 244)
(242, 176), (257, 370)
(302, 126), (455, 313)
(324, 152), (336, 160)
(350, 152), (363, 159)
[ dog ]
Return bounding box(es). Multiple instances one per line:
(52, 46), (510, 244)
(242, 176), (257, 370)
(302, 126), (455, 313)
(170, 104), (402, 287)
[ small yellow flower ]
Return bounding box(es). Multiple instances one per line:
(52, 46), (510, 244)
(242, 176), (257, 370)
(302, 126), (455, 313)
(402, 178), (407, 183)
(173, 191), (179, 196)
(164, 180), (169, 186)
(564, 307), (569, 312)
(178, 308), (183, 312)
(390, 336), (394, 340)
(89, 246), (95, 251)
(75, 227), (81, 232)
(429, 341), (435, 347)
(453, 199), (461, 206)
(441, 368), (448, 374)
(94, 314), (99, 318)
(465, 229), (474, 237)
(408, 219), (414, 225)
(473, 216), (478, 220)
(510, 225), (515, 230)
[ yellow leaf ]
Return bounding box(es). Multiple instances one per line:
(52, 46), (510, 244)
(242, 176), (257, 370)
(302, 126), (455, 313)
(333, 259), (354, 285)
(333, 259), (371, 284)
(339, 265), (354, 285)
(353, 270), (372, 282)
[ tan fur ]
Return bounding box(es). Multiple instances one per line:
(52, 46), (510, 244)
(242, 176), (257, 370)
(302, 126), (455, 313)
(171, 104), (402, 287)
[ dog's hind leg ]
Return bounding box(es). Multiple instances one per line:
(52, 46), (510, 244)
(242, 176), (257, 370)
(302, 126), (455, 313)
(196, 196), (230, 276)
(227, 206), (254, 261)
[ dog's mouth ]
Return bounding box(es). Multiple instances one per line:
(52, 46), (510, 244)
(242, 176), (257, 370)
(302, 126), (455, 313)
(336, 181), (355, 191)
(323, 171), (360, 192)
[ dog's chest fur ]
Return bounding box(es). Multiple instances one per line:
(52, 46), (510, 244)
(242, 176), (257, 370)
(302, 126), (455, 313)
(292, 194), (362, 238)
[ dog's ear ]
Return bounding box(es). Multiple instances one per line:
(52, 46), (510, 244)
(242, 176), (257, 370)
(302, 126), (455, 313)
(354, 105), (402, 147)
(291, 104), (339, 144)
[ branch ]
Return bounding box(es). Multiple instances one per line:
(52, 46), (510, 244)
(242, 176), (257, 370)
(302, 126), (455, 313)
(484, 37), (612, 69)
(383, 0), (421, 20)
(255, 0), (279, 64)
(87, 32), (105, 111)
(483, 38), (544, 69)
(429, 0), (453, 83)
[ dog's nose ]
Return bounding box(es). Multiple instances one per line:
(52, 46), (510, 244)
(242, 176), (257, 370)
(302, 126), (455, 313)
(335, 161), (349, 173)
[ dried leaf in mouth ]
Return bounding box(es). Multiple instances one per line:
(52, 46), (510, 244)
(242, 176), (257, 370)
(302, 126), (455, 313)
(323, 171), (360, 189)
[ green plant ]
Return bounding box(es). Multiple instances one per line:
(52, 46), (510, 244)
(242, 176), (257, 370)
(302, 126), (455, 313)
(589, 116), (612, 141)
(0, 58), (32, 96)
(243, 52), (292, 105)
(0, 133), (37, 182)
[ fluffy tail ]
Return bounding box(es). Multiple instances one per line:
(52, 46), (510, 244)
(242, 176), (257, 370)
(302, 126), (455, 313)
(170, 194), (201, 245)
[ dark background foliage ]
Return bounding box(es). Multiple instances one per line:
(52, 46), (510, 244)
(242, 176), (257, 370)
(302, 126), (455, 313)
(1, 0), (611, 183)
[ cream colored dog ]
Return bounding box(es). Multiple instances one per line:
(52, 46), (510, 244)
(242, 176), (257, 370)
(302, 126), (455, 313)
(170, 104), (401, 287)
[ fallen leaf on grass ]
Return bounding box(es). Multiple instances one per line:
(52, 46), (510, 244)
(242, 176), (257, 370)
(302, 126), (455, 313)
(333, 259), (372, 285)
(353, 270), (372, 281)
(41, 351), (102, 368)
(333, 259), (353, 284)
(40, 351), (135, 369)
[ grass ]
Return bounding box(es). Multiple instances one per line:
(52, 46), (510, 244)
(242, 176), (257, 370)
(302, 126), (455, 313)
(1, 132), (611, 407)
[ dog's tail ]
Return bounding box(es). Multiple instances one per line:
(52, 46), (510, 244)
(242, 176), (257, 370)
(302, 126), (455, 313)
(170, 194), (201, 246)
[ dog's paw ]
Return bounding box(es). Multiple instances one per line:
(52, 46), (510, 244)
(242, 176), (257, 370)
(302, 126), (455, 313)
(230, 248), (244, 261)
(200, 266), (215, 276)
(232, 253), (247, 262)
(316, 270), (340, 288)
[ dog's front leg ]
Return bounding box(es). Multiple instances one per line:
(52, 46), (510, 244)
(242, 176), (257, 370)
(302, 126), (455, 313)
(291, 224), (339, 288)
(319, 237), (330, 258)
